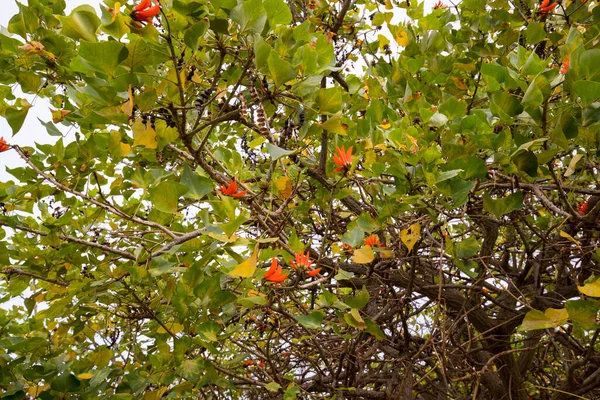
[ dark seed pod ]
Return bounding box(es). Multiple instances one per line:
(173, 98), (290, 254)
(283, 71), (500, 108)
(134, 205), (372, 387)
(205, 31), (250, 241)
(297, 107), (305, 128)
(195, 88), (212, 115)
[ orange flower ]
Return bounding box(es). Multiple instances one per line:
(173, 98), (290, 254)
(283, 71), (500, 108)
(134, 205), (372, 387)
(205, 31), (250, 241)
(0, 137), (9, 153)
(539, 0), (557, 15)
(307, 267), (322, 277)
(132, 0), (160, 24)
(578, 200), (588, 215)
(333, 146), (352, 172)
(263, 258), (289, 283)
(433, 0), (448, 9)
(219, 179), (247, 198)
(364, 234), (381, 247)
(559, 55), (570, 74)
(291, 251), (312, 269)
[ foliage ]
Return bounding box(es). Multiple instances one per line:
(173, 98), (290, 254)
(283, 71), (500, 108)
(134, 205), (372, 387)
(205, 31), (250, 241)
(1, 0), (600, 399)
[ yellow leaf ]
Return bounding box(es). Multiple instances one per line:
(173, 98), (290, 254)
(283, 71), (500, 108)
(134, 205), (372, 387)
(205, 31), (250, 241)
(379, 120), (391, 129)
(401, 223), (421, 253)
(451, 76), (469, 90)
(157, 323), (184, 334)
(50, 108), (71, 123)
(77, 373), (94, 380)
(385, 0), (393, 9)
(120, 142), (131, 156)
(350, 308), (366, 329)
(545, 308), (569, 326)
(208, 232), (239, 243)
(578, 278), (600, 297)
(34, 292), (45, 302)
(395, 29), (410, 47)
(353, 246), (375, 264)
(121, 84), (134, 116)
(320, 111), (348, 135)
(274, 176), (293, 199)
(565, 153), (583, 177)
(132, 120), (158, 149)
(144, 387), (169, 400)
(229, 248), (258, 278)
(27, 384), (50, 398)
(377, 34), (390, 50)
(560, 230), (580, 248)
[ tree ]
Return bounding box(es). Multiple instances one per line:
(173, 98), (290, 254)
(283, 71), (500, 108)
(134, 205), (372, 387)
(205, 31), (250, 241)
(1, 0), (600, 398)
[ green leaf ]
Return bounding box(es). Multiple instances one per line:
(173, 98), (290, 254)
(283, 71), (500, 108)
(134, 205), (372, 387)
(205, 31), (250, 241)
(344, 286), (370, 309)
(178, 359), (204, 381)
(565, 299), (600, 331)
(357, 213), (380, 233)
(180, 164), (213, 200)
(320, 111), (348, 135)
(230, 0), (267, 34)
(264, 0), (292, 26)
(265, 143), (294, 160)
(7, 3), (37, 39)
(2, 102), (31, 135)
(519, 308), (569, 331)
(490, 92), (523, 121)
(265, 382), (282, 392)
(196, 321), (221, 342)
(483, 191), (524, 218)
(314, 87), (343, 114)
(295, 311), (325, 329)
(341, 225), (364, 247)
(525, 22), (546, 45)
(365, 319), (386, 340)
(184, 20), (210, 50)
(101, 13), (130, 39)
(579, 49), (600, 81)
(79, 41), (129, 77)
(573, 81), (600, 107)
(50, 373), (81, 393)
(512, 150), (538, 177)
(267, 51), (296, 88)
(149, 181), (189, 213)
(522, 76), (549, 109)
(57, 5), (101, 42)
(455, 236), (481, 258)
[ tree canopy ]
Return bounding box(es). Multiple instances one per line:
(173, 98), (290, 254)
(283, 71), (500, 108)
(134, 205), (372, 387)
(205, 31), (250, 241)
(1, 0), (600, 399)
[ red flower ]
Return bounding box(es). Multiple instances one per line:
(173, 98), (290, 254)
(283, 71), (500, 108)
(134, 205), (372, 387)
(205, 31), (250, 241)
(219, 179), (247, 198)
(539, 0), (557, 15)
(559, 55), (570, 74)
(433, 0), (448, 9)
(578, 200), (588, 216)
(132, 0), (160, 24)
(263, 258), (289, 283)
(291, 251), (312, 269)
(306, 267), (322, 277)
(333, 146), (352, 172)
(364, 234), (381, 247)
(0, 137), (9, 153)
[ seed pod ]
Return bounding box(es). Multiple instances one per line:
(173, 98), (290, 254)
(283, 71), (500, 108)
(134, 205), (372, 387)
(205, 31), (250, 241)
(195, 88), (212, 115)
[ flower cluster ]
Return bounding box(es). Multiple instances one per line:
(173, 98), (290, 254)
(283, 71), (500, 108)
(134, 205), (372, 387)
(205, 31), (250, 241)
(263, 258), (289, 283)
(364, 234), (381, 248)
(433, 1), (448, 9)
(132, 0), (160, 24)
(219, 179), (247, 198)
(539, 0), (557, 15)
(578, 200), (589, 216)
(0, 137), (9, 153)
(559, 56), (570, 74)
(333, 146), (352, 172)
(291, 251), (321, 277)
